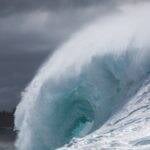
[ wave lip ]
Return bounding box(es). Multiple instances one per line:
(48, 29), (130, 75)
(15, 2), (150, 150)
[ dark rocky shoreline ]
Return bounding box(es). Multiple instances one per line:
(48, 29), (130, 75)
(0, 111), (15, 128)
(0, 111), (16, 150)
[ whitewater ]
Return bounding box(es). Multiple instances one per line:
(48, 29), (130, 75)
(15, 2), (150, 150)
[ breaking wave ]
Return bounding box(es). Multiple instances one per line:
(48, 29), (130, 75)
(15, 2), (150, 150)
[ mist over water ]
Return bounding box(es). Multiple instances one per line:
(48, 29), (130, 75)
(15, 2), (150, 150)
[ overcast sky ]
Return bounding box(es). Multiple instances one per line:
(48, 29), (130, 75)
(0, 0), (147, 111)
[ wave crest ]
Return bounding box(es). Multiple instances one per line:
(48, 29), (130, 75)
(15, 2), (150, 150)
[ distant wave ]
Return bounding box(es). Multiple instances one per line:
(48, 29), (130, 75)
(15, 2), (150, 150)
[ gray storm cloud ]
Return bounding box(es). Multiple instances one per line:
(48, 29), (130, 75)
(0, 0), (116, 16)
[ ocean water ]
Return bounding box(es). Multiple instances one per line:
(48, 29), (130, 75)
(15, 2), (150, 150)
(60, 77), (150, 150)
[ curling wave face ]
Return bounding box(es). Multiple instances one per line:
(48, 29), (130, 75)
(15, 2), (150, 150)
